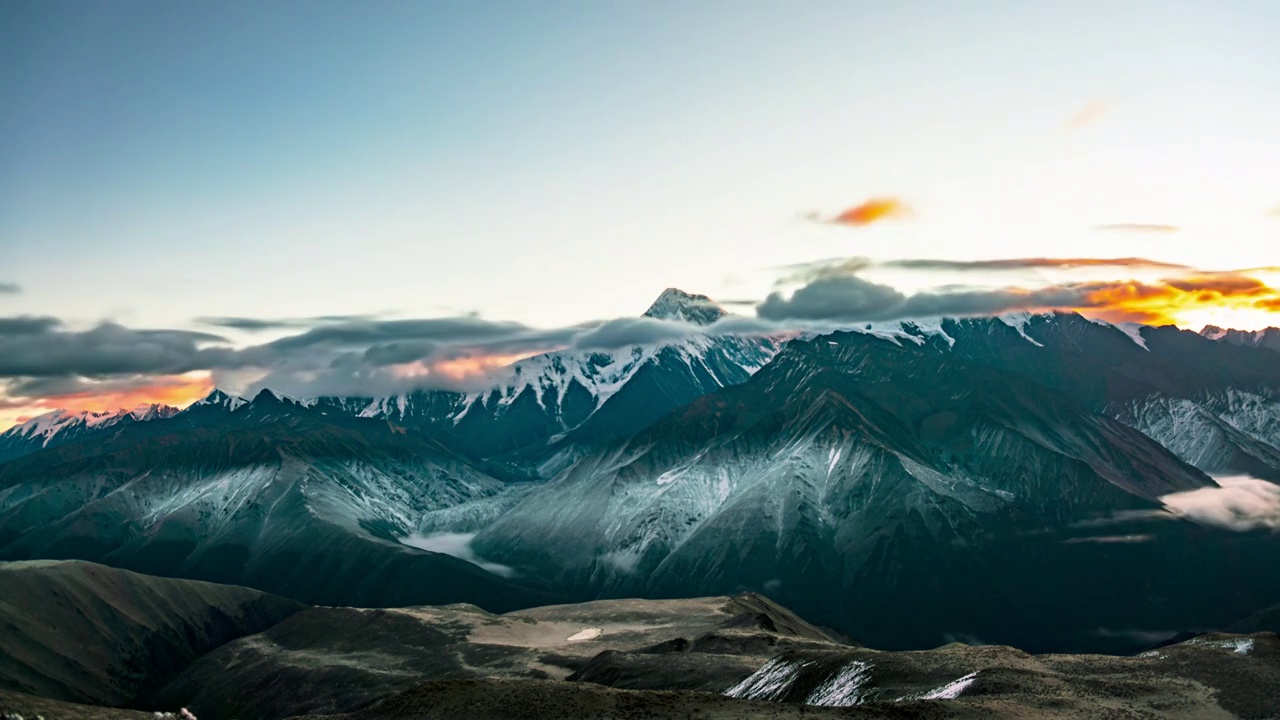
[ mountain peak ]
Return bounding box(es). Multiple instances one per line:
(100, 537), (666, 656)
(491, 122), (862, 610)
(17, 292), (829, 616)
(1200, 325), (1280, 351)
(193, 388), (246, 411)
(642, 288), (728, 326)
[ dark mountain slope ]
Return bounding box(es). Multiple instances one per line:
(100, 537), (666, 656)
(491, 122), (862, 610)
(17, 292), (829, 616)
(0, 559), (302, 707)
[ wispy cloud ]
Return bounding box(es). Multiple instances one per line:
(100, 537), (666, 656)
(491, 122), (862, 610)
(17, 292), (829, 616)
(1067, 100), (1111, 131)
(1093, 223), (1181, 233)
(197, 314), (384, 332)
(808, 197), (913, 227)
(0, 282), (20, 294)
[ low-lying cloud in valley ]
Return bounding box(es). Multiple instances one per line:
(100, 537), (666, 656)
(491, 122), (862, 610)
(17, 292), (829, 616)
(400, 532), (516, 578)
(1160, 476), (1280, 532)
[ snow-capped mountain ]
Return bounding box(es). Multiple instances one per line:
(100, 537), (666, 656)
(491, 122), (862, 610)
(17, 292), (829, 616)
(642, 287), (728, 325)
(470, 322), (1280, 652)
(310, 289), (782, 467)
(1201, 325), (1280, 352)
(0, 403), (178, 463)
(0, 390), (552, 610)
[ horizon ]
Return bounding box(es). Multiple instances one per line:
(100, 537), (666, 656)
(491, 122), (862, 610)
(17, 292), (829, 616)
(3, 287), (1272, 432)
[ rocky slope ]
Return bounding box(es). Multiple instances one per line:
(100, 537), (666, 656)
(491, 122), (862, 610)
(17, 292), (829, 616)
(0, 559), (302, 707)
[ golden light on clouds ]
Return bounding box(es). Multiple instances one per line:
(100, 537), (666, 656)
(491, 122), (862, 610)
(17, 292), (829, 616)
(812, 197), (914, 227)
(1073, 272), (1280, 329)
(0, 373), (215, 432)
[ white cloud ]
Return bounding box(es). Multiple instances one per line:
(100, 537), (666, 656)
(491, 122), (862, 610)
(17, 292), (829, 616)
(1160, 475), (1280, 532)
(400, 531), (516, 578)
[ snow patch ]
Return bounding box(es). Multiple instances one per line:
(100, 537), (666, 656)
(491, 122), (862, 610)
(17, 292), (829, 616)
(724, 657), (812, 701)
(566, 627), (603, 642)
(913, 671), (979, 700)
(806, 660), (873, 707)
(1188, 637), (1255, 655)
(996, 312), (1045, 347)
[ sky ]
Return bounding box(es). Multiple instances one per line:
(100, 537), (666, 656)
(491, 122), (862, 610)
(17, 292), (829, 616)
(2, 0), (1279, 428)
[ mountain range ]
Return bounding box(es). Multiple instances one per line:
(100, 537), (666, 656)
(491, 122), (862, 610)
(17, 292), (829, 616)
(2, 290), (1279, 656)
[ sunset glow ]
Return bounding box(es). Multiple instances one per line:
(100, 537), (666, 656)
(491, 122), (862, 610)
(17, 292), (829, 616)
(0, 373), (214, 431)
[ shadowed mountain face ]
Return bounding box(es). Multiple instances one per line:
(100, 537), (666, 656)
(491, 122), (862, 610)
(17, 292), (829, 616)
(0, 560), (302, 707)
(472, 328), (1280, 652)
(939, 314), (1280, 480)
(0, 396), (555, 611)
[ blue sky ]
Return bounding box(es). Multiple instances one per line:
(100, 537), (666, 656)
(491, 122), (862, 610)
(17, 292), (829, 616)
(2, 0), (1279, 423)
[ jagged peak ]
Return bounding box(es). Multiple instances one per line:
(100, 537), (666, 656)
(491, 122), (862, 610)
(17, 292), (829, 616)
(193, 388), (247, 411)
(642, 288), (728, 325)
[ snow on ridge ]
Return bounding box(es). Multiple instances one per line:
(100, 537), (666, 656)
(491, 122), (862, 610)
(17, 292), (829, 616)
(996, 312), (1046, 347)
(1086, 317), (1149, 350)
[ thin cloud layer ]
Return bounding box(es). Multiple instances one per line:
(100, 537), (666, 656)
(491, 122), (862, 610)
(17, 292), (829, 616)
(0, 282), (20, 294)
(775, 256), (1190, 286)
(197, 314), (384, 331)
(809, 197), (913, 227)
(1093, 224), (1181, 233)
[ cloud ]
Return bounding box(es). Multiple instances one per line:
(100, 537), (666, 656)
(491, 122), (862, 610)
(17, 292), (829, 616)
(1068, 100), (1110, 131)
(196, 314), (382, 331)
(883, 257), (1191, 272)
(400, 532), (515, 578)
(0, 373), (214, 419)
(809, 197), (913, 227)
(762, 261), (1280, 326)
(1092, 224), (1181, 233)
(571, 317), (706, 350)
(0, 320), (230, 378)
(775, 256), (1190, 287)
(757, 275), (1090, 322)
(0, 315), (62, 335)
(1159, 475), (1280, 531)
(0, 282), (20, 294)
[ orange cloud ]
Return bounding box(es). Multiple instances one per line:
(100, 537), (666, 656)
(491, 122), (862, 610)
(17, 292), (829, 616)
(0, 373), (214, 432)
(1071, 272), (1280, 327)
(1092, 224), (1181, 233)
(812, 197), (914, 227)
(1068, 100), (1111, 131)
(428, 352), (541, 382)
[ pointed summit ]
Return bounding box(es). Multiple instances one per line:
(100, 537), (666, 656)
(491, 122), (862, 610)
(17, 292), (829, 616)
(193, 388), (246, 411)
(642, 288), (728, 326)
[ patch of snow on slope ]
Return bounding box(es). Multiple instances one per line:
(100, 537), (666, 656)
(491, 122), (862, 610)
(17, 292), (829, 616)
(1087, 317), (1149, 350)
(566, 627), (603, 642)
(912, 671), (980, 700)
(806, 661), (873, 707)
(1188, 637), (1255, 655)
(997, 312), (1045, 347)
(725, 657), (812, 701)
